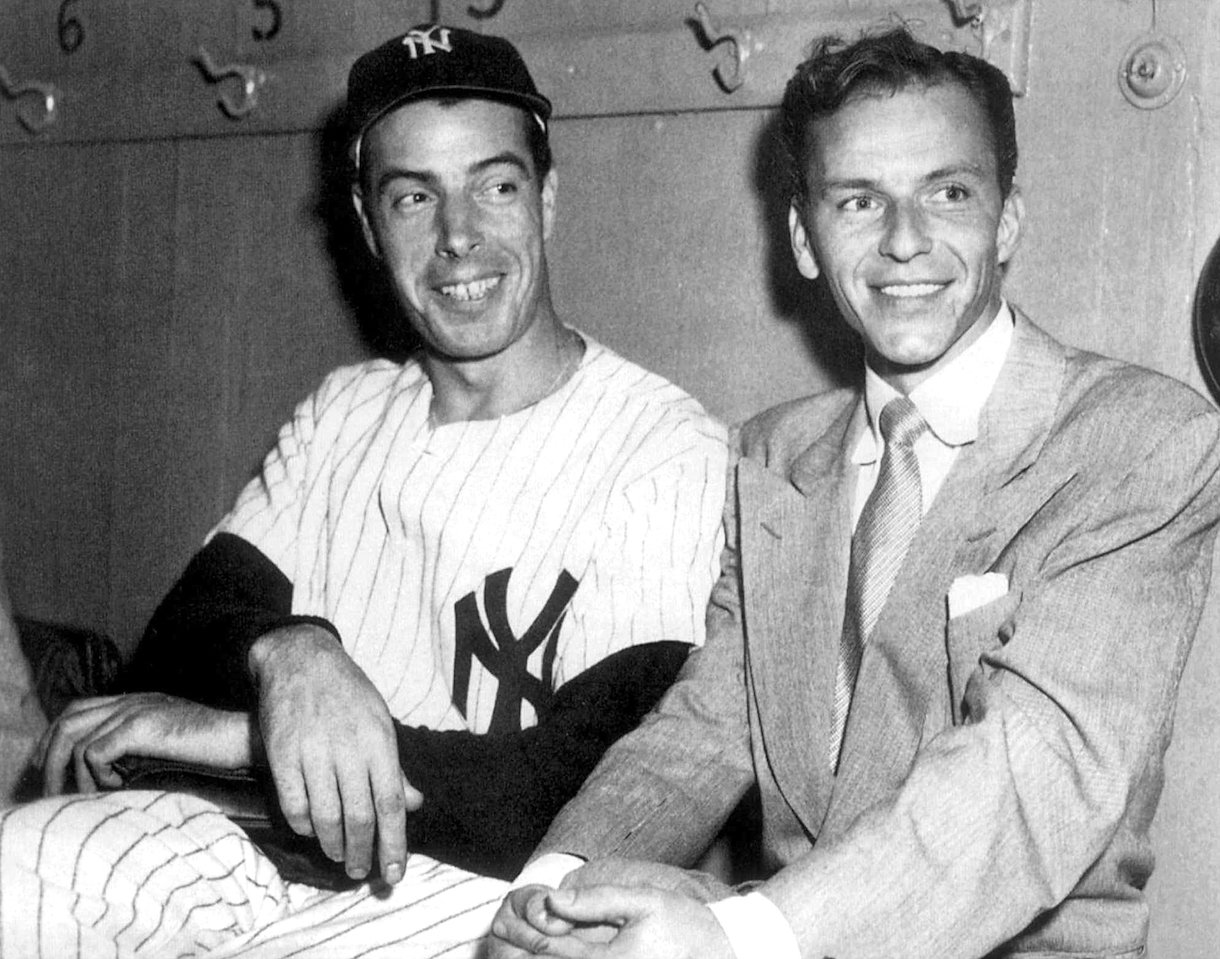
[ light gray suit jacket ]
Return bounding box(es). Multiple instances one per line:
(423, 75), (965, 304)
(539, 314), (1220, 958)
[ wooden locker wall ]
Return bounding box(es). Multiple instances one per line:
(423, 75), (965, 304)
(1, 0), (1217, 953)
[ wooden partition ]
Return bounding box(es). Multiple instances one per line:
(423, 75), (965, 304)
(1, 1), (1217, 952)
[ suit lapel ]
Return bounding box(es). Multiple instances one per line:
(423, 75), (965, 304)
(823, 312), (1070, 834)
(739, 399), (858, 833)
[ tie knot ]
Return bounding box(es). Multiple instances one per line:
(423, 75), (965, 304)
(878, 397), (927, 449)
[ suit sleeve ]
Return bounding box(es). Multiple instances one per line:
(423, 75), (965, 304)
(536, 452), (758, 866)
(759, 406), (1220, 959)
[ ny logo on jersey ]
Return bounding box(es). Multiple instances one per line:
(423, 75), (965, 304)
(452, 567), (579, 734)
(400, 27), (453, 59)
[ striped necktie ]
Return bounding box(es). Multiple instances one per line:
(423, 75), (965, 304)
(830, 396), (928, 770)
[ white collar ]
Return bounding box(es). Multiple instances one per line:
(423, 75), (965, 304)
(852, 302), (1015, 465)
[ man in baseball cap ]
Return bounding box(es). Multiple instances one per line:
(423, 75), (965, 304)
(0, 23), (729, 959)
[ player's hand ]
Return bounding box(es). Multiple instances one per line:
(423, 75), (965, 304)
(248, 624), (422, 884)
(38, 693), (253, 795)
(490, 884), (736, 959)
(560, 858), (733, 903)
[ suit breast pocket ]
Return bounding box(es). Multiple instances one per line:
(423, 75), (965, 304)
(945, 590), (1021, 725)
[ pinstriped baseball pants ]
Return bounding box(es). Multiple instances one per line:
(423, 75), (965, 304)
(0, 791), (508, 958)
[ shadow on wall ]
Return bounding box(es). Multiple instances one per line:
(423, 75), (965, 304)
(751, 110), (862, 389)
(310, 104), (422, 363)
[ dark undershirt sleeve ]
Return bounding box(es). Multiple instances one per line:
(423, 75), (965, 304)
(125, 532), (692, 879)
(397, 639), (691, 879)
(124, 532), (339, 710)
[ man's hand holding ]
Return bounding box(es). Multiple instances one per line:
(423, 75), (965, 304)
(488, 883), (735, 959)
(488, 884), (612, 959)
(248, 623), (422, 884)
(39, 693), (253, 795)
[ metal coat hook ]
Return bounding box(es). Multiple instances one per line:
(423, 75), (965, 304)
(194, 46), (266, 120)
(692, 2), (751, 93)
(0, 64), (59, 134)
(947, 0), (986, 27)
(943, 0), (1032, 96)
(467, 0), (507, 20)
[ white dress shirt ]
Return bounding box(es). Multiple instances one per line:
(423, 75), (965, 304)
(709, 303), (1015, 959)
(851, 303), (1015, 525)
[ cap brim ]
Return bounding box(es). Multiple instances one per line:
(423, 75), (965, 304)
(352, 85), (550, 167)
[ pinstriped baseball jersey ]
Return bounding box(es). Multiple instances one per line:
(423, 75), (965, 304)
(215, 333), (728, 734)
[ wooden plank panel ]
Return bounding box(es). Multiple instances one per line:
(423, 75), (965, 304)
(0, 143), (121, 628)
(103, 131), (374, 651)
(152, 137), (250, 592)
(104, 138), (182, 651)
(0, 0), (68, 73)
(547, 109), (853, 427)
(0, 4), (1026, 146)
(1005, 10), (1199, 382)
(217, 132), (368, 507)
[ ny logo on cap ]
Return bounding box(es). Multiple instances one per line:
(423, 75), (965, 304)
(401, 26), (453, 59)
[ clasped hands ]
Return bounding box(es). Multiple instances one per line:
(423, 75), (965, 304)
(487, 859), (737, 959)
(38, 623), (418, 884)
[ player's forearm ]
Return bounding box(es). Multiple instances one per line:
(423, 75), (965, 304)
(126, 533), (338, 709)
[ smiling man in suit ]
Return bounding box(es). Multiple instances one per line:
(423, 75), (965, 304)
(489, 26), (1220, 959)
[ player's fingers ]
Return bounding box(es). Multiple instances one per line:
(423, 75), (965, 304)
(368, 758), (408, 884)
(303, 764), (345, 863)
(336, 762), (376, 879)
(41, 704), (118, 794)
(35, 697), (117, 761)
(270, 753), (314, 838)
(81, 720), (147, 790)
(40, 721), (78, 795)
(74, 708), (143, 794)
(401, 771), (424, 812)
(72, 737), (99, 793)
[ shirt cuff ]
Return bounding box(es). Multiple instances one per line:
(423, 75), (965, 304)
(708, 891), (801, 959)
(511, 853), (585, 890)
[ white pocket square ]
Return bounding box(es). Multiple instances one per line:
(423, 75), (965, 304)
(948, 572), (1009, 619)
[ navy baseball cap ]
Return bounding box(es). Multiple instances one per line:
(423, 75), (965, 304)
(348, 24), (552, 168)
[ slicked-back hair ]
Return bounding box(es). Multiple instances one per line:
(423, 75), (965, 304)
(356, 96), (552, 194)
(780, 27), (1018, 202)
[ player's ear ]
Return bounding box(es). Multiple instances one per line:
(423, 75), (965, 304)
(351, 186), (381, 259)
(995, 183), (1025, 266)
(789, 202), (820, 280)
